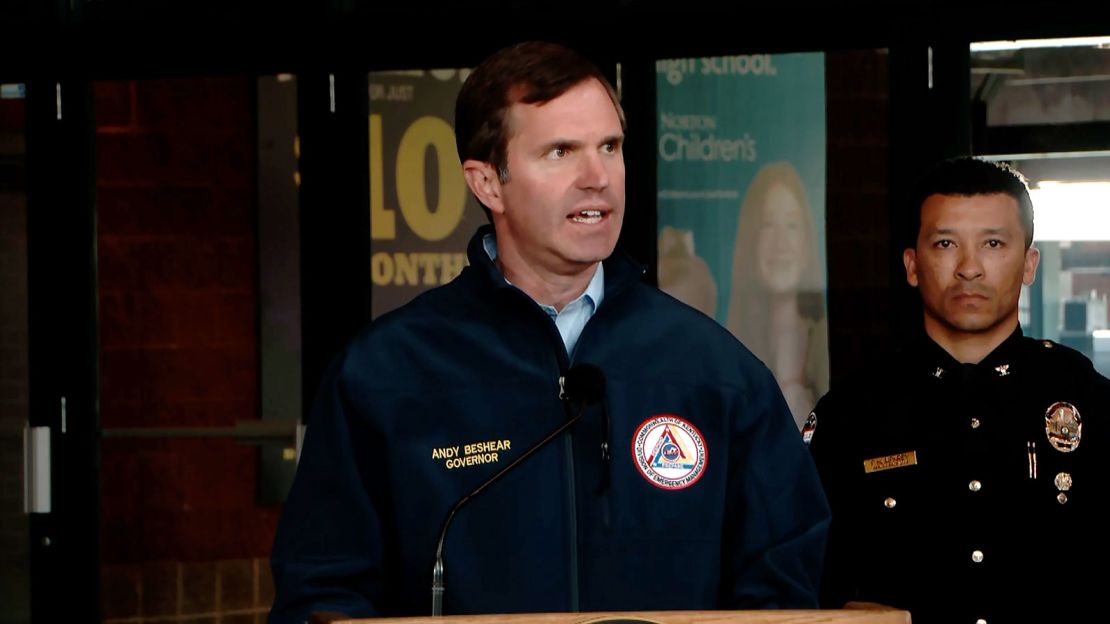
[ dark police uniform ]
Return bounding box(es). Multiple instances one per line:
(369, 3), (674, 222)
(808, 327), (1110, 624)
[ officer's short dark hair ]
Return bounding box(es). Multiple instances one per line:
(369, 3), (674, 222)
(907, 157), (1035, 249)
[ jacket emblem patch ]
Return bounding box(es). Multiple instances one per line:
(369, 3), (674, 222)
(632, 414), (707, 490)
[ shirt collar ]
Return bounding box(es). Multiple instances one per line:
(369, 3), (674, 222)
(918, 325), (1024, 380)
(482, 232), (606, 312)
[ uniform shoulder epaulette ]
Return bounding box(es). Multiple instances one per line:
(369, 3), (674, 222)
(1028, 337), (1096, 371)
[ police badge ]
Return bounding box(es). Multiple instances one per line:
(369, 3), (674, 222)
(1045, 401), (1082, 453)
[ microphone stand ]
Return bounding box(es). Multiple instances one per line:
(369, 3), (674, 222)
(431, 399), (591, 616)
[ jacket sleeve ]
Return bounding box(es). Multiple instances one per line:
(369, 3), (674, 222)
(268, 352), (385, 623)
(720, 363), (831, 608)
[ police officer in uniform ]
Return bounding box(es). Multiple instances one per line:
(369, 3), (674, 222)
(808, 157), (1110, 623)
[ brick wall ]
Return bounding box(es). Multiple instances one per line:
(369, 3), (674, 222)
(0, 93), (30, 621)
(101, 557), (273, 624)
(825, 49), (892, 385)
(95, 77), (280, 621)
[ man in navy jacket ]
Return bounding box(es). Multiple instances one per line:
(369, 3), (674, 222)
(269, 41), (829, 622)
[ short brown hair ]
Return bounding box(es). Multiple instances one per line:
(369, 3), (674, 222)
(455, 41), (626, 182)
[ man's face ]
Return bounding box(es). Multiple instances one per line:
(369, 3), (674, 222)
(470, 78), (625, 278)
(904, 192), (1039, 342)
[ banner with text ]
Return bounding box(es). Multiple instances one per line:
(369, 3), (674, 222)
(656, 53), (828, 429)
(369, 69), (486, 319)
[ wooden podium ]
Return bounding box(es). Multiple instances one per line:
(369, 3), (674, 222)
(338, 609), (911, 623)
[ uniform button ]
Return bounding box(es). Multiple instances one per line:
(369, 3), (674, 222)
(970, 418), (981, 429)
(883, 497), (897, 509)
(972, 550), (984, 563)
(1058, 493), (1069, 504)
(969, 480), (982, 492)
(1055, 472), (1073, 491)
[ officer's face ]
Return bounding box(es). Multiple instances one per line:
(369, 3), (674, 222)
(904, 192), (1039, 344)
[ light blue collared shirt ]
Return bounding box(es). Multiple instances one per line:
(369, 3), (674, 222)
(483, 233), (605, 357)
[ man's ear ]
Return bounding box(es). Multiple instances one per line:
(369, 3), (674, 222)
(463, 160), (505, 215)
(903, 248), (920, 288)
(1023, 246), (1041, 286)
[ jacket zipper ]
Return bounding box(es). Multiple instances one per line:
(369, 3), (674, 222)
(563, 430), (579, 611)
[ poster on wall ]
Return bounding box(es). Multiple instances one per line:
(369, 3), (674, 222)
(368, 69), (487, 319)
(655, 53), (828, 429)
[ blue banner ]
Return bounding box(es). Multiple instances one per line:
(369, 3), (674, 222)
(656, 53), (828, 428)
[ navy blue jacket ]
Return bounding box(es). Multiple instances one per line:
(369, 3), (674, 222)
(269, 226), (830, 621)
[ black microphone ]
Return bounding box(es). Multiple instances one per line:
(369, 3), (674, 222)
(430, 364), (606, 616)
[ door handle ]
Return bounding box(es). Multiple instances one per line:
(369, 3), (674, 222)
(23, 425), (50, 514)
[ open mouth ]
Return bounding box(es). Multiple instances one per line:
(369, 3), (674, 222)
(569, 209), (605, 225)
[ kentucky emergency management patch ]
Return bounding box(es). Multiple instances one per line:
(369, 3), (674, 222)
(632, 415), (707, 490)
